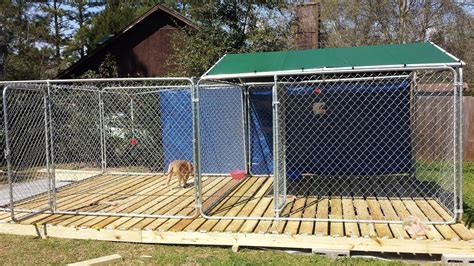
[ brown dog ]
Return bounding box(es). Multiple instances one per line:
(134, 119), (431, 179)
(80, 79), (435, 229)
(166, 160), (193, 188)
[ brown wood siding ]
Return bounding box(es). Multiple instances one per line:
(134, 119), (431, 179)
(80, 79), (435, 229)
(131, 26), (176, 77)
(296, 2), (320, 50)
(60, 7), (192, 79)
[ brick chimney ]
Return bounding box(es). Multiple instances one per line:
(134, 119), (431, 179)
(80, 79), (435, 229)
(295, 1), (321, 50)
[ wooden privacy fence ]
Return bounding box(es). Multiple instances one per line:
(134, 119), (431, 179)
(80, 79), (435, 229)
(415, 91), (473, 162)
(462, 96), (474, 161)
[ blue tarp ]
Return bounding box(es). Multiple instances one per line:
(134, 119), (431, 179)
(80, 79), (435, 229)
(249, 87), (273, 175)
(159, 90), (193, 169)
(249, 80), (413, 176)
(160, 80), (413, 176)
(159, 87), (246, 174)
(199, 87), (246, 173)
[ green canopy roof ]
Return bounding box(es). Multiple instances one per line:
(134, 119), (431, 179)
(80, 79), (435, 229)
(203, 42), (462, 79)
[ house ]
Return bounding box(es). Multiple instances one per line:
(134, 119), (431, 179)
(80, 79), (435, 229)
(58, 4), (197, 78)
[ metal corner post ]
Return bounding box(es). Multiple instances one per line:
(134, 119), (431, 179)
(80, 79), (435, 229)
(46, 81), (57, 211)
(458, 67), (464, 220)
(2, 86), (15, 221)
(43, 82), (53, 210)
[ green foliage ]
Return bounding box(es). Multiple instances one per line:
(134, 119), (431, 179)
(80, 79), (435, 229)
(166, 2), (294, 76)
(81, 53), (119, 78)
(0, 1), (56, 80)
(64, 1), (104, 61)
(319, 0), (473, 91)
(82, 3), (136, 52)
(462, 162), (474, 227)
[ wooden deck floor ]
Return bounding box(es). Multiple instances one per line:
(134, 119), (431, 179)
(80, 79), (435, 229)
(0, 174), (473, 256)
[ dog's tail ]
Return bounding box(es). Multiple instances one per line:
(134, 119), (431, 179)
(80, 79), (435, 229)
(165, 163), (172, 176)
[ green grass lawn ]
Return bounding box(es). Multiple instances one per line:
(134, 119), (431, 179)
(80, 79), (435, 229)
(1, 164), (473, 265)
(0, 234), (409, 265)
(462, 162), (474, 227)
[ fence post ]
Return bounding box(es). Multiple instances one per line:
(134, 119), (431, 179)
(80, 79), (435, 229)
(457, 67), (464, 220)
(98, 91), (106, 173)
(2, 86), (15, 220)
(46, 81), (57, 211)
(43, 82), (54, 210)
(272, 75), (281, 218)
(192, 77), (202, 215)
(242, 86), (250, 175)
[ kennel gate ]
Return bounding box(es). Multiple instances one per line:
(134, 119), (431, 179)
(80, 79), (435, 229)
(197, 65), (463, 225)
(1, 78), (201, 221)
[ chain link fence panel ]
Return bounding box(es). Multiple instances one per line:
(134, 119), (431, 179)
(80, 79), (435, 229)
(1, 78), (199, 220)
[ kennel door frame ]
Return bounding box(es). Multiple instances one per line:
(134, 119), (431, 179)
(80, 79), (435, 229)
(2, 83), (55, 222)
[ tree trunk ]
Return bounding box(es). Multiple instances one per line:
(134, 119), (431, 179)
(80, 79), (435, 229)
(53, 0), (60, 62)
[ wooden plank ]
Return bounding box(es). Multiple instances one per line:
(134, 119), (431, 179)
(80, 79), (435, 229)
(269, 199), (293, 234)
(166, 177), (265, 233)
(224, 179), (274, 233)
(253, 198), (276, 234)
(103, 185), (196, 230)
(366, 199), (392, 239)
(15, 174), (124, 209)
(201, 178), (242, 212)
(18, 175), (146, 225)
(238, 197), (273, 233)
(283, 197), (306, 235)
(314, 198), (329, 236)
(353, 199), (377, 238)
(183, 177), (262, 233)
(298, 196), (317, 235)
(19, 174), (139, 212)
(2, 222), (474, 256)
(390, 199), (425, 239)
(207, 177), (268, 232)
(140, 177), (231, 231)
(50, 175), (169, 227)
(98, 176), (217, 230)
(59, 175), (183, 229)
(427, 199), (474, 241)
(377, 198), (409, 239)
(341, 198), (359, 237)
(10, 174), (124, 217)
(402, 200), (444, 240)
(100, 175), (211, 230)
(54, 175), (153, 212)
(415, 199), (459, 240)
(329, 197), (344, 237)
(127, 177), (224, 231)
(67, 254), (122, 265)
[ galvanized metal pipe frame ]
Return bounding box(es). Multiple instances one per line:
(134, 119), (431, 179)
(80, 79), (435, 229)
(0, 66), (464, 224)
(1, 78), (199, 221)
(197, 65), (462, 224)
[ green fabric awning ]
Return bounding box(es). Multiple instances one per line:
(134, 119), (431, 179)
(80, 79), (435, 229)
(203, 42), (462, 79)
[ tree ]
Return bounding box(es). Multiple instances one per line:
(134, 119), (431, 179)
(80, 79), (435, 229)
(81, 3), (138, 52)
(166, 1), (294, 76)
(0, 1), (54, 80)
(319, 0), (473, 87)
